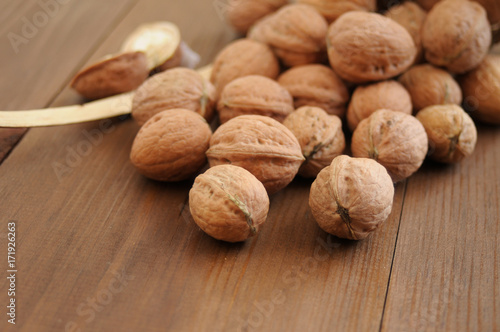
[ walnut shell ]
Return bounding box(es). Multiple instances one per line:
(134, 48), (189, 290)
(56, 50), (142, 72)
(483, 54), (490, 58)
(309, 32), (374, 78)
(416, 105), (477, 163)
(347, 80), (412, 131)
(283, 106), (345, 178)
(399, 64), (462, 113)
(351, 109), (428, 182)
(217, 75), (294, 123)
(297, 0), (376, 23)
(277, 64), (349, 117)
(421, 0), (491, 74)
(248, 4), (328, 67)
(70, 52), (149, 100)
(309, 155), (394, 240)
(189, 165), (270, 242)
(460, 54), (500, 124)
(226, 0), (288, 34)
(210, 38), (280, 98)
(130, 109), (212, 181)
(132, 67), (216, 126)
(206, 115), (305, 194)
(326, 12), (416, 83)
(414, 0), (439, 11)
(385, 1), (427, 64)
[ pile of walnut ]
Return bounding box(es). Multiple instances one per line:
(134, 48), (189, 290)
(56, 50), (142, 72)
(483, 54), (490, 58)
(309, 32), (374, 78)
(127, 0), (500, 243)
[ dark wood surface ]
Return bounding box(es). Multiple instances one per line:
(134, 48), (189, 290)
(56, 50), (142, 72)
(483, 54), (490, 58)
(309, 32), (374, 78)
(0, 1), (498, 331)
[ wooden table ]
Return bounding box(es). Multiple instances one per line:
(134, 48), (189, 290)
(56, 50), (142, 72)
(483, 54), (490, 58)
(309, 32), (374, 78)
(0, 1), (499, 331)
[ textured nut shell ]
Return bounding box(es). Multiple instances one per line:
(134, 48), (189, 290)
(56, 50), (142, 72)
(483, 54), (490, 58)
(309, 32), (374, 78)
(351, 109), (428, 182)
(248, 4), (328, 67)
(132, 67), (216, 126)
(347, 80), (412, 131)
(460, 54), (500, 124)
(309, 155), (394, 240)
(206, 115), (305, 194)
(297, 0), (376, 23)
(385, 2), (427, 64)
(421, 0), (491, 74)
(415, 0), (439, 11)
(416, 105), (477, 163)
(189, 165), (270, 242)
(283, 106), (345, 178)
(130, 109), (212, 181)
(210, 39), (280, 98)
(327, 12), (416, 83)
(217, 75), (294, 123)
(226, 0), (288, 33)
(399, 64), (462, 112)
(70, 52), (149, 100)
(277, 64), (349, 117)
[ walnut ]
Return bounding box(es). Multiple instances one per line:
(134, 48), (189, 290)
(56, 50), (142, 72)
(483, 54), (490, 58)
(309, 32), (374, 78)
(217, 75), (294, 123)
(421, 0), (491, 74)
(131, 67), (216, 126)
(351, 109), (428, 182)
(206, 115), (305, 194)
(210, 38), (280, 98)
(460, 54), (500, 124)
(277, 64), (349, 118)
(414, 0), (439, 11)
(347, 80), (412, 131)
(189, 165), (270, 242)
(248, 4), (329, 67)
(309, 155), (394, 240)
(416, 105), (477, 163)
(296, 0), (376, 23)
(326, 12), (416, 83)
(130, 109), (212, 181)
(225, 0), (288, 34)
(283, 106), (345, 178)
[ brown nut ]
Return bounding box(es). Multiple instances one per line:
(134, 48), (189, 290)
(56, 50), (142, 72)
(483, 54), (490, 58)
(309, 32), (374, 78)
(217, 75), (294, 123)
(347, 80), (412, 131)
(226, 0), (288, 34)
(399, 64), (462, 113)
(130, 109), (212, 181)
(70, 52), (149, 100)
(297, 0), (376, 23)
(351, 109), (428, 182)
(414, 0), (439, 11)
(210, 38), (280, 98)
(421, 0), (491, 74)
(283, 106), (345, 178)
(385, 1), (427, 64)
(326, 12), (416, 83)
(416, 105), (477, 163)
(206, 115), (305, 194)
(248, 4), (328, 67)
(277, 64), (349, 118)
(309, 155), (394, 240)
(189, 165), (270, 243)
(460, 54), (500, 124)
(132, 67), (216, 126)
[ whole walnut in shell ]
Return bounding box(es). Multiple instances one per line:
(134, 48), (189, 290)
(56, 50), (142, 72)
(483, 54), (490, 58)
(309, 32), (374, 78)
(277, 64), (349, 118)
(309, 155), (394, 240)
(351, 109), (428, 182)
(416, 105), (477, 163)
(225, 0), (288, 34)
(132, 67), (216, 126)
(210, 38), (280, 98)
(206, 115), (305, 194)
(326, 12), (416, 83)
(347, 80), (412, 131)
(297, 0), (376, 23)
(130, 109), (212, 181)
(189, 165), (270, 242)
(460, 54), (500, 124)
(283, 106), (345, 178)
(248, 4), (329, 67)
(421, 0), (491, 74)
(217, 75), (294, 123)
(399, 64), (462, 113)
